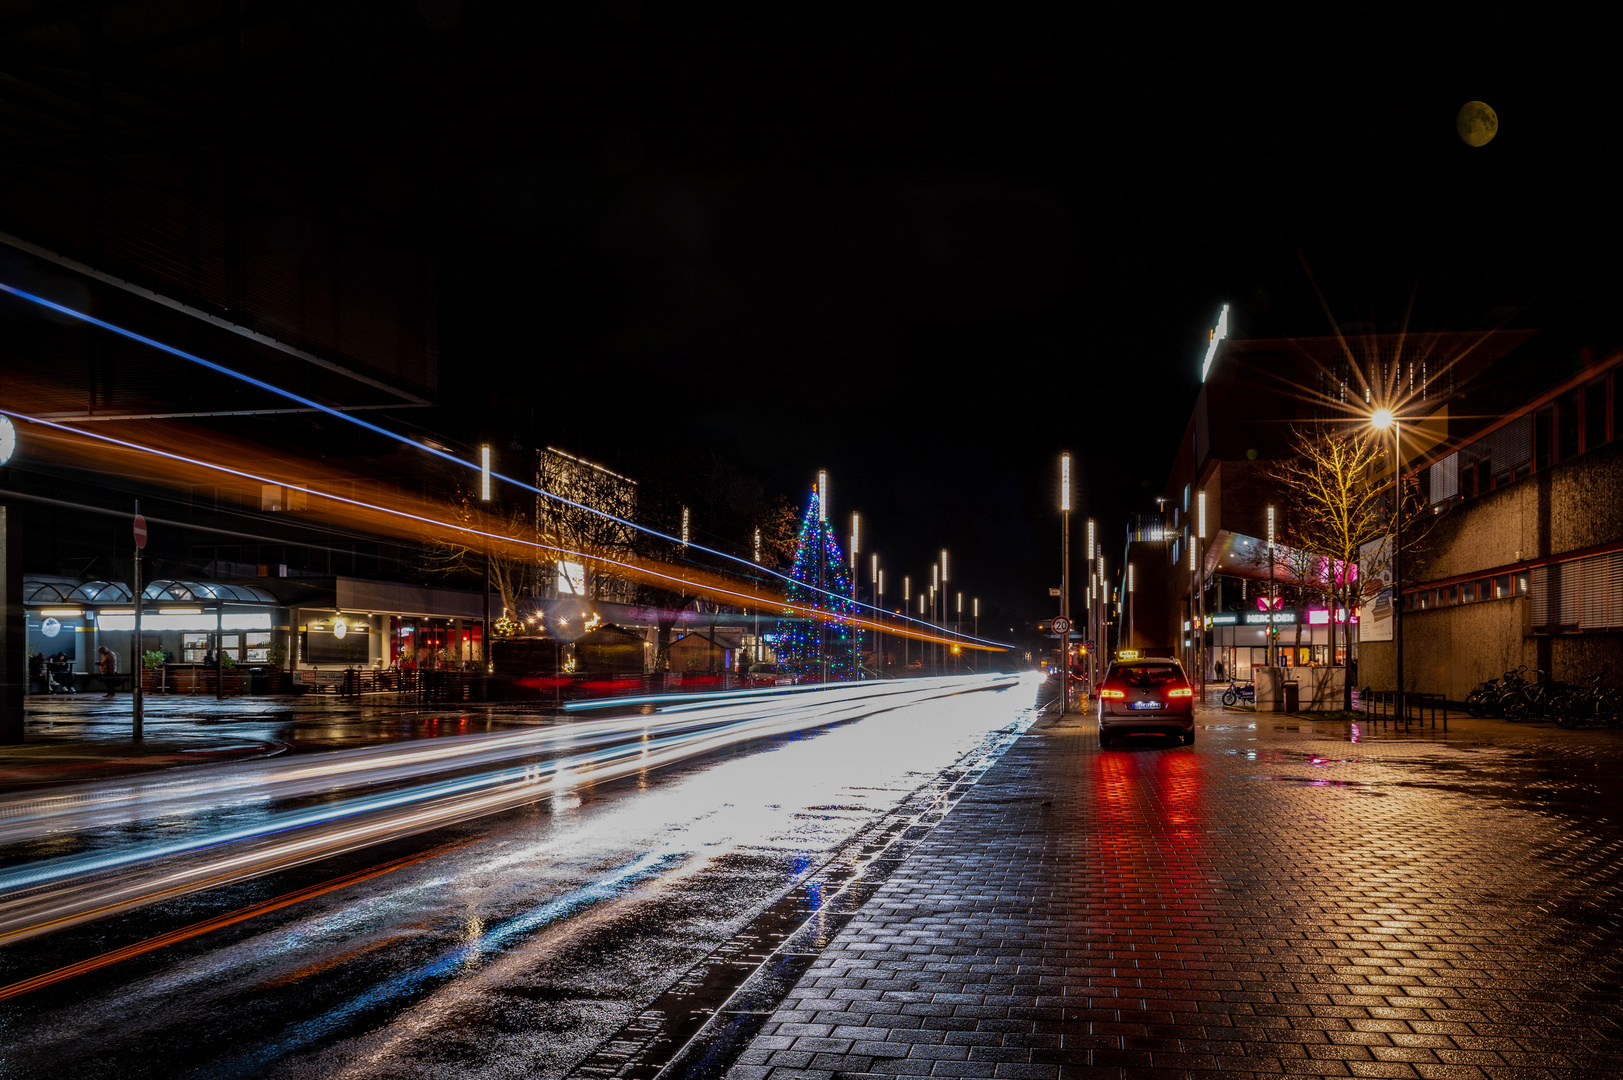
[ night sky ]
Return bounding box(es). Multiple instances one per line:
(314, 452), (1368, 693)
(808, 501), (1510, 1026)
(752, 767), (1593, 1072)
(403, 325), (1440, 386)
(387, 8), (1618, 630)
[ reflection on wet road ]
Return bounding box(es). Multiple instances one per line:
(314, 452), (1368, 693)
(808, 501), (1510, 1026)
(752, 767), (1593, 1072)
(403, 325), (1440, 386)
(0, 673), (1042, 1079)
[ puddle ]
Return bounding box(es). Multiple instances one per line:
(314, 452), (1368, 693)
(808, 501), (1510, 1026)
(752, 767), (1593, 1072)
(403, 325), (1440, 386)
(1251, 775), (1385, 794)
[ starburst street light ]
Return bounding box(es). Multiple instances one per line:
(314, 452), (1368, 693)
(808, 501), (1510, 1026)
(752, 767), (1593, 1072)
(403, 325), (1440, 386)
(1370, 406), (1406, 717)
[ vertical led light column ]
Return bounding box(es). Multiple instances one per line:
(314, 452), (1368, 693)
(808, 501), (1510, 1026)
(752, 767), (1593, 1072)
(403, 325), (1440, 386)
(1197, 489), (1207, 696)
(481, 444), (492, 674)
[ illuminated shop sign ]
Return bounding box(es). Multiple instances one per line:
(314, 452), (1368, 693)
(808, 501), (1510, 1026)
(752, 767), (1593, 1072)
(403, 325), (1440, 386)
(1243, 611), (1297, 625)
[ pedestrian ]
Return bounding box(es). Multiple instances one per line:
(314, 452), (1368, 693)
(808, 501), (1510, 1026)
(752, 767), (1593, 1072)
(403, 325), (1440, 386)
(29, 650), (47, 694)
(97, 645), (119, 697)
(1214, 658), (1225, 682)
(48, 652), (76, 694)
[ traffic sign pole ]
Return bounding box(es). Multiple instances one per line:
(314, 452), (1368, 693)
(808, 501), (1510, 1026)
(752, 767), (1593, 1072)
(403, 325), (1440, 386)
(1052, 615), (1071, 709)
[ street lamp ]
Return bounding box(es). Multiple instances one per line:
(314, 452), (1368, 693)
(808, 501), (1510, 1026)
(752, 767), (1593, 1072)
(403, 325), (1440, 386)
(903, 575), (911, 675)
(1370, 408), (1404, 715)
(1087, 515), (1096, 689)
(850, 513), (860, 679)
(1267, 503), (1276, 668)
(932, 561), (940, 674)
(1196, 489), (1207, 697)
(972, 595), (979, 645)
(753, 526), (763, 665)
(876, 565), (884, 676)
(1060, 453), (1071, 712)
(481, 444), (492, 675)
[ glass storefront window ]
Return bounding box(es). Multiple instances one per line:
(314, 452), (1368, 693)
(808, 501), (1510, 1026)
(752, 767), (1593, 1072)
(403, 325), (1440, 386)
(182, 633), (209, 662)
(246, 631), (272, 663)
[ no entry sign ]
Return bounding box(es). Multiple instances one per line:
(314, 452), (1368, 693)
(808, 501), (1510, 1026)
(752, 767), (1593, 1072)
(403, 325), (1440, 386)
(133, 514), (147, 549)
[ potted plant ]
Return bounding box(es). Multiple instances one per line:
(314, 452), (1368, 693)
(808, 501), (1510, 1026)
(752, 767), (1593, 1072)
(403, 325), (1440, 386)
(141, 649), (167, 693)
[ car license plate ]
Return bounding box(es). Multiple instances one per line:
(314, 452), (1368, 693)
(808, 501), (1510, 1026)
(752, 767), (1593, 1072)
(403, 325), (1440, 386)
(1131, 701), (1162, 710)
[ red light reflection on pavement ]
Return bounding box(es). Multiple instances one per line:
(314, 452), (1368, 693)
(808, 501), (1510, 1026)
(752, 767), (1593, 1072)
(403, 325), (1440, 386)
(1089, 748), (1216, 1020)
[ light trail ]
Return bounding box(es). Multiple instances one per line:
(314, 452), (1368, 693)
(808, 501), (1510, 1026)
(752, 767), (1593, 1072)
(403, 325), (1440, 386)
(0, 675), (1024, 944)
(206, 849), (686, 1077)
(0, 406), (1009, 649)
(0, 835), (480, 1002)
(0, 680), (951, 845)
(0, 282), (992, 646)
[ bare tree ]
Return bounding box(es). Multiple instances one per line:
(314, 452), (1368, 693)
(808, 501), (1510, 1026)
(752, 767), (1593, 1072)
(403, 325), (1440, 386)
(1266, 426), (1436, 708)
(422, 484), (537, 630)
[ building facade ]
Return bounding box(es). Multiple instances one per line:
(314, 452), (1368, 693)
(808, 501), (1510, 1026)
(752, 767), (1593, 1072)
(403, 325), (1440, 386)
(1362, 349), (1623, 699)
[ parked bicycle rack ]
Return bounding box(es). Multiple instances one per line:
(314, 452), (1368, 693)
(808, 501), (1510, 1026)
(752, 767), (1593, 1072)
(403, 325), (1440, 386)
(1362, 690), (1448, 732)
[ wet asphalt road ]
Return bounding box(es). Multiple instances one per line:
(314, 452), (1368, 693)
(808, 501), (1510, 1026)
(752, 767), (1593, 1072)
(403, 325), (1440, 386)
(0, 675), (1043, 1080)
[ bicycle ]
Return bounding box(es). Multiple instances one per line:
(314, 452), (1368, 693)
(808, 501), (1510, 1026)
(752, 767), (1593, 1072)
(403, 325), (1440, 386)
(1465, 670), (1514, 717)
(1552, 674), (1623, 729)
(1221, 679), (1256, 707)
(1499, 668), (1565, 722)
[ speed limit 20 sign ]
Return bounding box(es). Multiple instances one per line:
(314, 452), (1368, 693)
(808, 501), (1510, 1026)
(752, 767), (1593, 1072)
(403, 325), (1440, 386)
(1051, 616), (1070, 637)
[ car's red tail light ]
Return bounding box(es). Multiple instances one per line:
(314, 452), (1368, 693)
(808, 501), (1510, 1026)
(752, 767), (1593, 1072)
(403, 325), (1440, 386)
(1169, 687), (1192, 697)
(1099, 688), (1125, 699)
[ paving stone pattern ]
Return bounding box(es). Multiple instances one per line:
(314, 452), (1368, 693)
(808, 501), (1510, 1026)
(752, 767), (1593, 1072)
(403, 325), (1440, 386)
(724, 708), (1623, 1080)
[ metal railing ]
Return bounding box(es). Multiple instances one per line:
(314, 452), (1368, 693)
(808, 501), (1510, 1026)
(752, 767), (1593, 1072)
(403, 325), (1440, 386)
(1361, 690), (1448, 732)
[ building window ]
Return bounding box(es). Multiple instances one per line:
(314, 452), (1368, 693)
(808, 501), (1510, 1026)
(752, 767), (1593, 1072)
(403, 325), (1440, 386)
(1536, 405), (1554, 471)
(1614, 370), (1623, 447)
(1530, 553), (1623, 631)
(1586, 378), (1608, 452)
(1559, 389), (1582, 461)
(1494, 574), (1511, 599)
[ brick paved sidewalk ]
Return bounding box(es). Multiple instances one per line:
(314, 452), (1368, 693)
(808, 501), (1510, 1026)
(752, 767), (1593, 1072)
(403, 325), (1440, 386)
(723, 708), (1623, 1080)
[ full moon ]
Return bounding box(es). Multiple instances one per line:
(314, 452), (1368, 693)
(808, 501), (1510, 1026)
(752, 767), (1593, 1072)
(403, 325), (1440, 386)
(1457, 100), (1498, 147)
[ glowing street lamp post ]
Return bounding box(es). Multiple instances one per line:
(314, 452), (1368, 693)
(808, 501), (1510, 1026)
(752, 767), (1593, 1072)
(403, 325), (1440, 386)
(870, 553), (879, 676)
(1087, 517), (1096, 691)
(955, 592), (963, 673)
(1267, 504), (1277, 668)
(903, 576), (911, 675)
(850, 513), (860, 679)
(940, 548), (950, 675)
(876, 563), (884, 676)
(934, 565), (947, 675)
(818, 471), (829, 684)
(1197, 489), (1207, 700)
(1060, 453), (1071, 713)
(753, 527), (763, 667)
(481, 445), (492, 675)
(1371, 409), (1405, 717)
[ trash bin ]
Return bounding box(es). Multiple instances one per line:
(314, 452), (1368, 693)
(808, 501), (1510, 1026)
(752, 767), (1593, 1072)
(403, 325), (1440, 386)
(248, 667), (267, 695)
(1282, 680), (1300, 713)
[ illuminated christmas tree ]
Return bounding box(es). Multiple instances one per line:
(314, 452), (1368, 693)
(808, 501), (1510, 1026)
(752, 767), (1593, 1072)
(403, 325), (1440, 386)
(774, 485), (859, 681)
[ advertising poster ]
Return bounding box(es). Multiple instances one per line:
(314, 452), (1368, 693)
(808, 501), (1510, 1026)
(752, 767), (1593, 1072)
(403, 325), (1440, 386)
(1357, 535), (1394, 643)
